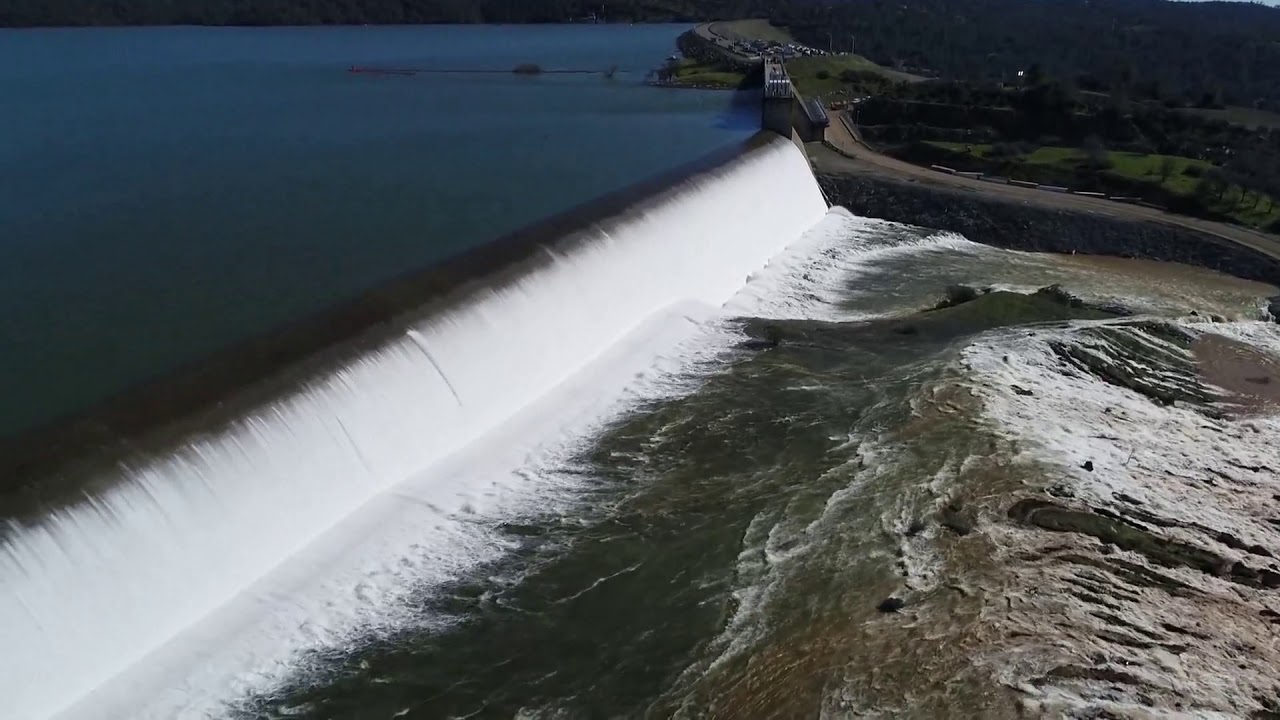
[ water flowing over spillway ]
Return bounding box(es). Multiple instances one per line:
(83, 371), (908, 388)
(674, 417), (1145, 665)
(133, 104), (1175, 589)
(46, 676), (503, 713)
(0, 137), (830, 720)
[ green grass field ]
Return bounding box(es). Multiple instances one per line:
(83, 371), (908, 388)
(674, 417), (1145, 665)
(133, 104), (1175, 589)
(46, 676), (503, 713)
(786, 55), (920, 97)
(928, 142), (1279, 228)
(670, 58), (745, 89)
(706, 18), (793, 44)
(932, 142), (1210, 183)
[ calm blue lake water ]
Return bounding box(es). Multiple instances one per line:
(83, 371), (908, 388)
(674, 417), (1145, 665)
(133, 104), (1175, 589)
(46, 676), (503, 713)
(0, 25), (756, 436)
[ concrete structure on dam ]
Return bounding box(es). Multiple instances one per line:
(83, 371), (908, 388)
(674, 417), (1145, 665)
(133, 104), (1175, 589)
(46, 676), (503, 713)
(761, 57), (829, 144)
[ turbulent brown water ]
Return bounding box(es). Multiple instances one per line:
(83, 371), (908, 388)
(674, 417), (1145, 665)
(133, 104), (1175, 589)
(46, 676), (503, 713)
(231, 215), (1280, 719)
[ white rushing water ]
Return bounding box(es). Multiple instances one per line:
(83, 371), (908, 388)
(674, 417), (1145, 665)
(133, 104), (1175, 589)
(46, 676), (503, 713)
(2, 137), (831, 720)
(963, 317), (1280, 715)
(723, 220), (980, 322)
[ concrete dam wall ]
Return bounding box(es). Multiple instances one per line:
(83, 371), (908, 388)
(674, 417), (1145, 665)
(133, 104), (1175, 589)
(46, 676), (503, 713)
(1, 134), (831, 720)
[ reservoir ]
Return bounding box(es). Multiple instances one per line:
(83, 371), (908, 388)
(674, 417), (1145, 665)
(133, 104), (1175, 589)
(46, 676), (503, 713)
(0, 24), (755, 437)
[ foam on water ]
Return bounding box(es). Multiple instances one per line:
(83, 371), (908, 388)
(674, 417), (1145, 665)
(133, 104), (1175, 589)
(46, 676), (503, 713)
(73, 302), (727, 720)
(965, 319), (1280, 533)
(962, 318), (1280, 714)
(724, 215), (981, 321)
(2, 137), (831, 720)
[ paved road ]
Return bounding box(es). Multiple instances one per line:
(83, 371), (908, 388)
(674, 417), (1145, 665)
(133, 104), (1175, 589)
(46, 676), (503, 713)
(692, 22), (759, 65)
(817, 111), (1280, 263)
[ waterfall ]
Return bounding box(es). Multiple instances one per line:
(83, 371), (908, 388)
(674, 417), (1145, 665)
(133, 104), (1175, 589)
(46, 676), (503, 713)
(1, 135), (829, 720)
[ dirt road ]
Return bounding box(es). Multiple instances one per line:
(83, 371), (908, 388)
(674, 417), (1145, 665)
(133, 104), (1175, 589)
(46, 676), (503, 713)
(816, 112), (1280, 263)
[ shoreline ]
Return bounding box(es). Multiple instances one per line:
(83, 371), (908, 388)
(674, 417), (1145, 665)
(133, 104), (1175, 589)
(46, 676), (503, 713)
(815, 115), (1280, 266)
(812, 116), (1280, 290)
(646, 79), (739, 91)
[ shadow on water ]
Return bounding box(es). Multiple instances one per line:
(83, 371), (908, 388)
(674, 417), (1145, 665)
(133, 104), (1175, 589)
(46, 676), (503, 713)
(715, 64), (766, 132)
(712, 89), (763, 132)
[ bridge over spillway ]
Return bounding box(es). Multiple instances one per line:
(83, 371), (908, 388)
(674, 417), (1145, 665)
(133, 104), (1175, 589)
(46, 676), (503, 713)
(761, 57), (829, 145)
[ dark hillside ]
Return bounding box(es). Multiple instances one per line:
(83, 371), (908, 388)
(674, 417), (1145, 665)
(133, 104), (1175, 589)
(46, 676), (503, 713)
(775, 0), (1280, 109)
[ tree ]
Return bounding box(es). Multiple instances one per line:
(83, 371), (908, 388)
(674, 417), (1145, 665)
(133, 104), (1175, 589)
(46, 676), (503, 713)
(1200, 169), (1230, 202)
(1197, 87), (1225, 109)
(1214, 171), (1232, 202)
(1023, 63), (1045, 87)
(1082, 135), (1111, 171)
(1158, 156), (1177, 183)
(655, 57), (681, 83)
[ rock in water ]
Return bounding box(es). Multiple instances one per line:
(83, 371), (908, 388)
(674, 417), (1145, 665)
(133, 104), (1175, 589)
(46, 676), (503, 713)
(1096, 302), (1135, 317)
(1034, 284), (1084, 308)
(877, 597), (906, 613)
(933, 284), (980, 310)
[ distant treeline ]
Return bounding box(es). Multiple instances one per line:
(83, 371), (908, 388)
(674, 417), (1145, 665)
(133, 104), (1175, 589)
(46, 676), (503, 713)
(772, 0), (1280, 112)
(0, 0), (748, 26)
(8, 0), (1280, 108)
(856, 76), (1280, 230)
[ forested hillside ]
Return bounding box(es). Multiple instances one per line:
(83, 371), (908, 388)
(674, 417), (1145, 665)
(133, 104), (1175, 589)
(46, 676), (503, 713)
(773, 0), (1280, 110)
(6, 0), (1280, 107)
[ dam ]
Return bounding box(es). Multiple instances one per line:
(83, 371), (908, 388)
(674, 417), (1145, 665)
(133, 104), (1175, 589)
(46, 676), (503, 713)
(762, 56), (828, 145)
(1, 125), (833, 717)
(10, 27), (1280, 717)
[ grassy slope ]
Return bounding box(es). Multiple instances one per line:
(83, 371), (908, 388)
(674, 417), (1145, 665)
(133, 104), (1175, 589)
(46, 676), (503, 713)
(706, 18), (793, 44)
(787, 55), (921, 98)
(702, 18), (917, 99)
(671, 58), (745, 88)
(928, 142), (1279, 228)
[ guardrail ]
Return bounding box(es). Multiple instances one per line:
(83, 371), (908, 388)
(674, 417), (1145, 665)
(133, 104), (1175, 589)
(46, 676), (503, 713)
(821, 139), (857, 160)
(839, 110), (856, 133)
(802, 97), (830, 126)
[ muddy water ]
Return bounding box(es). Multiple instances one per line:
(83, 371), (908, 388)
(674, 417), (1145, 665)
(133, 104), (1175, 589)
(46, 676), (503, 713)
(1196, 334), (1280, 414)
(243, 226), (1280, 719)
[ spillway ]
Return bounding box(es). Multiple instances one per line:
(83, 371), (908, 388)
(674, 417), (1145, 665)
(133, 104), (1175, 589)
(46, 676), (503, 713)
(1, 135), (831, 719)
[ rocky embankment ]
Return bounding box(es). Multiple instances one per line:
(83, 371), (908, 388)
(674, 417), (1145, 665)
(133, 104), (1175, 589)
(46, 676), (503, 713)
(737, 280), (1280, 715)
(817, 173), (1280, 301)
(963, 312), (1280, 717)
